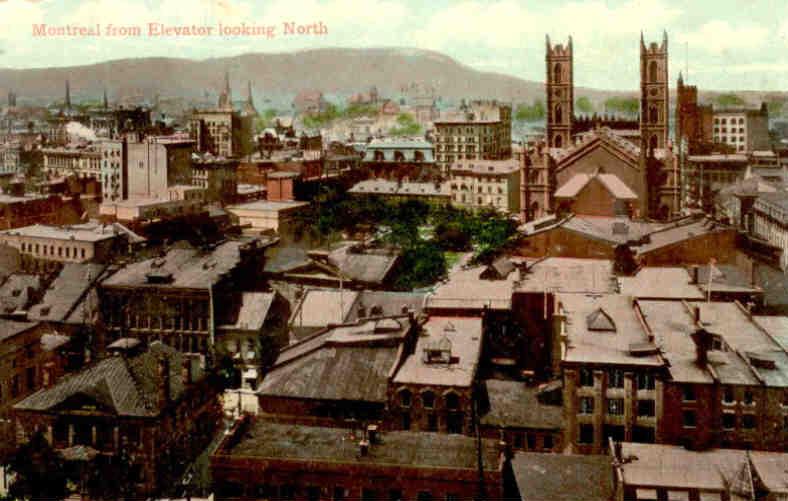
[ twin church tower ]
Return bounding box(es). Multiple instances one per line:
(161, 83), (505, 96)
(545, 31), (669, 157)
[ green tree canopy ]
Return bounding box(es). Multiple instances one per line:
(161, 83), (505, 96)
(576, 96), (594, 113)
(515, 100), (545, 121)
(603, 97), (639, 116)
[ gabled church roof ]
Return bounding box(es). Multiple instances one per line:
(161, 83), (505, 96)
(555, 172), (638, 200)
(549, 127), (642, 168)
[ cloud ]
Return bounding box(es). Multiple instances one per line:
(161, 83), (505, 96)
(678, 20), (769, 54)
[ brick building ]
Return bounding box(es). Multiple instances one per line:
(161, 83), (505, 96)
(13, 341), (221, 499)
(449, 158), (521, 214)
(0, 320), (69, 457)
(98, 238), (272, 356)
(211, 418), (505, 500)
(362, 137), (438, 181)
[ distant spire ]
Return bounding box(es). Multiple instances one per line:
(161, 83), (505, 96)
(103, 87), (108, 109)
(677, 71), (683, 85)
(65, 80), (71, 109)
(224, 70), (231, 101)
(247, 80), (254, 106)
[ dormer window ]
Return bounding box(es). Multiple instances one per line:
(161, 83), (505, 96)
(586, 308), (616, 332)
(423, 335), (452, 364)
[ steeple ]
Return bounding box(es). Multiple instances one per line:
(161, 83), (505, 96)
(247, 80), (254, 106)
(103, 87), (108, 109)
(65, 80), (71, 109)
(224, 71), (231, 101)
(217, 71), (232, 110)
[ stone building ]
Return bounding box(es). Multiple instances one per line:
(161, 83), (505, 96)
(449, 158), (521, 213)
(713, 104), (770, 153)
(13, 341), (221, 499)
(362, 137), (438, 181)
(434, 100), (512, 175)
(524, 32), (678, 221)
(41, 145), (101, 180)
(752, 192), (788, 270)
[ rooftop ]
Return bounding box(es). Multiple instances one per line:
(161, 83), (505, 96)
(428, 254), (517, 311)
(559, 293), (661, 367)
(0, 223), (123, 243)
(227, 200), (309, 212)
(555, 172), (638, 200)
(258, 315), (413, 403)
(511, 452), (613, 501)
(635, 217), (734, 256)
(348, 179), (449, 197)
(517, 258), (617, 294)
(216, 419), (502, 472)
(393, 316), (483, 387)
(218, 292), (275, 332)
(101, 240), (251, 290)
(15, 341), (188, 417)
(450, 158), (519, 175)
(480, 379), (563, 430)
(28, 263), (107, 324)
(618, 267), (704, 300)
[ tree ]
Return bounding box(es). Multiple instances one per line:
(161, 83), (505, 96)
(715, 93), (746, 108)
(576, 96), (594, 113)
(604, 97), (639, 116)
(514, 100), (545, 121)
(394, 241), (447, 290)
(5, 432), (69, 501)
(390, 113), (421, 136)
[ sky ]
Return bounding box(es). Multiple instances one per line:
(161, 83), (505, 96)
(1, 0), (787, 91)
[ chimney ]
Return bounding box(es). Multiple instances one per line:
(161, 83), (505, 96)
(691, 329), (712, 367)
(691, 265), (699, 285)
(693, 306), (701, 324)
(157, 357), (171, 408)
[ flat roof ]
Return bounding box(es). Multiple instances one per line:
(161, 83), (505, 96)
(227, 200), (309, 212)
(518, 258), (617, 294)
(618, 267), (704, 300)
(0, 223), (120, 243)
(428, 254), (516, 311)
(393, 316), (483, 387)
(217, 420), (502, 472)
(559, 294), (661, 367)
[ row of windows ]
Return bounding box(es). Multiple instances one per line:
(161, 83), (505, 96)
(577, 423), (656, 444)
(398, 389), (460, 410)
(220, 483), (457, 501)
(578, 369), (656, 390)
(579, 397), (656, 417)
(714, 117), (746, 125)
(20, 242), (87, 260)
(453, 193), (505, 206)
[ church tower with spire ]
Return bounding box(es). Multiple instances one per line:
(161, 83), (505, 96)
(242, 80), (257, 116)
(217, 71), (233, 110)
(64, 80), (72, 110)
(639, 30), (669, 156)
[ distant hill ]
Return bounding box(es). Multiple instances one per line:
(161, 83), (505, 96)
(0, 47), (785, 115)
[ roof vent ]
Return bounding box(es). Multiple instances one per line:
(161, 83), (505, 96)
(748, 353), (777, 370)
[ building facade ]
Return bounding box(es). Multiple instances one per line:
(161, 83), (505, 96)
(713, 105), (770, 153)
(449, 158), (521, 213)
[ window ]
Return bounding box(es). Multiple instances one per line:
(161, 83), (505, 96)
(637, 373), (655, 390)
(744, 390), (754, 405)
(513, 433), (524, 449)
(445, 392), (459, 410)
(579, 424), (594, 444)
(399, 389), (411, 407)
(421, 391), (435, 409)
(389, 490), (403, 501)
(742, 414), (757, 429)
(579, 397), (594, 414)
(637, 400), (656, 417)
(447, 412), (463, 434)
(683, 410), (697, 428)
(543, 434), (553, 450)
(608, 369), (624, 388)
(427, 413), (438, 432)
(723, 387), (734, 404)
(682, 386), (696, 402)
(648, 60), (658, 82)
(608, 398), (624, 416)
(579, 368), (594, 387)
(722, 413), (736, 430)
(553, 62), (562, 84)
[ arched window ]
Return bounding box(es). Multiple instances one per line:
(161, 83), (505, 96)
(530, 201), (540, 217)
(553, 62), (562, 84)
(649, 106), (658, 124)
(529, 170), (539, 183)
(399, 389), (412, 407)
(446, 392), (460, 410)
(421, 390), (435, 409)
(374, 150), (384, 162)
(649, 60), (658, 82)
(393, 151), (405, 162)
(414, 151), (424, 162)
(554, 134), (563, 148)
(555, 104), (563, 124)
(649, 135), (658, 154)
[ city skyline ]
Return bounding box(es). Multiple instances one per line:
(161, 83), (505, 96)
(1, 0), (787, 92)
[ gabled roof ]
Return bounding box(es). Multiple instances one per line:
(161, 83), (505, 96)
(15, 342), (186, 417)
(550, 127), (641, 169)
(554, 172), (638, 200)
